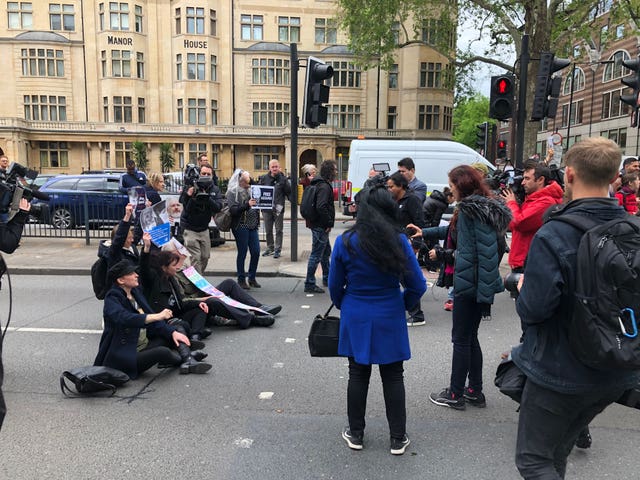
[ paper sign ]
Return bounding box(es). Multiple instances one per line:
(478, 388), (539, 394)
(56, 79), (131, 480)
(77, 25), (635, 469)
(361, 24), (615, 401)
(250, 185), (275, 210)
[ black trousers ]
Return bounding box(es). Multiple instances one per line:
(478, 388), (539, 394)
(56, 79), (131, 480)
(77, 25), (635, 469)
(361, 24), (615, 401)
(136, 337), (181, 374)
(450, 294), (483, 396)
(180, 307), (207, 335)
(347, 358), (406, 440)
(515, 380), (627, 479)
(205, 279), (262, 328)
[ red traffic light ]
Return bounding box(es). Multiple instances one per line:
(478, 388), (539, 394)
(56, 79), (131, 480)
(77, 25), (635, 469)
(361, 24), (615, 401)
(496, 78), (511, 94)
(497, 140), (506, 149)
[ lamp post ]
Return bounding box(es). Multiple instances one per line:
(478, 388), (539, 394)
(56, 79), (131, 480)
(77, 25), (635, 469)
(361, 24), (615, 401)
(588, 49), (601, 137)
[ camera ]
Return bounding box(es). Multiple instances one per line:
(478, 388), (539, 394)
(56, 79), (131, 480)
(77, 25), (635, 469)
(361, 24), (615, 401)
(0, 162), (46, 219)
(503, 272), (523, 294)
(184, 163), (200, 187)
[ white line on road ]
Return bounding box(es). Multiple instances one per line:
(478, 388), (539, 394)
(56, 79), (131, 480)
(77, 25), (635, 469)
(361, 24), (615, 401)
(4, 327), (102, 334)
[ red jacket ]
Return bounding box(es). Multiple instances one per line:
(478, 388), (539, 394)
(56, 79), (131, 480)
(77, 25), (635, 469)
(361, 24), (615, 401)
(506, 181), (564, 269)
(615, 186), (638, 215)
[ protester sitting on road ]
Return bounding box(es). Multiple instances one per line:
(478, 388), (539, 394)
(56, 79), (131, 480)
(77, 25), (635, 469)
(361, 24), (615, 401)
(99, 204), (139, 272)
(94, 260), (212, 378)
(329, 183), (426, 455)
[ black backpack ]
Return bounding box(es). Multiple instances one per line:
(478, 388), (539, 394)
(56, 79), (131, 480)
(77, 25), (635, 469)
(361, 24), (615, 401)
(551, 214), (640, 371)
(91, 256), (109, 300)
(300, 184), (319, 221)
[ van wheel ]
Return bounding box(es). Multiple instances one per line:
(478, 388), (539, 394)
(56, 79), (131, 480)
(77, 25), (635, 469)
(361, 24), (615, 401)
(51, 208), (74, 229)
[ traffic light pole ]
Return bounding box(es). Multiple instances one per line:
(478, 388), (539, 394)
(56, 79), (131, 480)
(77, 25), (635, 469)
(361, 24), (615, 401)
(515, 34), (529, 171)
(290, 43), (299, 262)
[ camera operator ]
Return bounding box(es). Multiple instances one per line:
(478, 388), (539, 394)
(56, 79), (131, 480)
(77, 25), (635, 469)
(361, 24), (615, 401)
(179, 162), (223, 275)
(500, 161), (563, 274)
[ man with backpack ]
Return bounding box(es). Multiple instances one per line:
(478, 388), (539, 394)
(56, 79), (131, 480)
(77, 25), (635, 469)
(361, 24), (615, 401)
(302, 160), (336, 293)
(511, 137), (640, 479)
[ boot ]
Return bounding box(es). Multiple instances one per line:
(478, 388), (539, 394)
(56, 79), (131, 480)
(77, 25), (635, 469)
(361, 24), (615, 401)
(251, 313), (275, 327)
(176, 342), (212, 375)
(191, 350), (208, 362)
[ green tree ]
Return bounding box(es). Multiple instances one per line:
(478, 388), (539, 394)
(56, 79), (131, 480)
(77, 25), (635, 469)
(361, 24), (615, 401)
(132, 141), (148, 172)
(159, 143), (175, 173)
(452, 94), (491, 149)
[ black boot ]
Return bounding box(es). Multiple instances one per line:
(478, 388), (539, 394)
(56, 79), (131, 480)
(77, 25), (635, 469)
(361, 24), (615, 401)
(191, 350), (208, 361)
(251, 313), (275, 327)
(176, 343), (212, 375)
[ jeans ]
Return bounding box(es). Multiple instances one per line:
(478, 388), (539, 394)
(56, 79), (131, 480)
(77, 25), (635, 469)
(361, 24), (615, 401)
(232, 227), (260, 282)
(305, 227), (331, 288)
(515, 380), (627, 479)
(262, 208), (284, 252)
(347, 358), (406, 440)
(449, 294), (483, 397)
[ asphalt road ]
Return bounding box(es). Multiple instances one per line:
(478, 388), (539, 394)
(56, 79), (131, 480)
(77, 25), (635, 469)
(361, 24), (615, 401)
(1, 275), (639, 480)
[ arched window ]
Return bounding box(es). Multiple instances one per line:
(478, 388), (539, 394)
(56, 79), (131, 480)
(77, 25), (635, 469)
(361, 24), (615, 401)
(603, 50), (630, 82)
(562, 67), (586, 95)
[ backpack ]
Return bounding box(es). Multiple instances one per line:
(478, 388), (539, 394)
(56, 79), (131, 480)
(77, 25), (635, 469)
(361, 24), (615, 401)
(551, 214), (640, 371)
(300, 184), (319, 221)
(91, 256), (109, 300)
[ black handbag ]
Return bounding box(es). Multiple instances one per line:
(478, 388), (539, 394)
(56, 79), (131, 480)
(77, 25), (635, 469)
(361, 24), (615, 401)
(308, 304), (341, 357)
(494, 358), (526, 403)
(60, 366), (130, 397)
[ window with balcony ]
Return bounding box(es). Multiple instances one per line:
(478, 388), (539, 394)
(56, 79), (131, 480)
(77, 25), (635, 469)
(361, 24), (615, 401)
(21, 48), (64, 77)
(134, 5), (142, 33)
(560, 100), (584, 127)
(254, 146), (279, 171)
(327, 104), (361, 129)
(188, 98), (206, 125)
(241, 14), (263, 41)
(39, 141), (69, 168)
(24, 95), (67, 121)
(418, 104), (440, 130)
(604, 51), (630, 82)
(115, 141), (133, 168)
(186, 6), (205, 34)
(187, 53), (205, 80)
(601, 88), (629, 119)
(49, 3), (74, 31)
(8, 2), (32, 29)
(329, 61), (361, 88)
(315, 18), (336, 44)
(420, 62), (443, 88)
(111, 50), (131, 77)
(113, 96), (132, 123)
(252, 58), (290, 85)
(388, 64), (398, 88)
(252, 102), (290, 127)
(109, 2), (129, 31)
(278, 16), (300, 42)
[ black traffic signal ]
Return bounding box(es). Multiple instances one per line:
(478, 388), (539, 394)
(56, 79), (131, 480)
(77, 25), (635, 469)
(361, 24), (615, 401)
(531, 52), (571, 121)
(497, 139), (507, 159)
(489, 75), (515, 121)
(476, 122), (488, 153)
(302, 56), (334, 128)
(620, 56), (640, 128)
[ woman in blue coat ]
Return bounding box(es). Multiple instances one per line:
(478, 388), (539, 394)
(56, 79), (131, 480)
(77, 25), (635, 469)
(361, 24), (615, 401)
(329, 183), (427, 456)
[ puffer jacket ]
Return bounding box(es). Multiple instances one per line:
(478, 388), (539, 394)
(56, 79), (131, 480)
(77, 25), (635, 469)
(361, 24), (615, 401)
(423, 190), (449, 227)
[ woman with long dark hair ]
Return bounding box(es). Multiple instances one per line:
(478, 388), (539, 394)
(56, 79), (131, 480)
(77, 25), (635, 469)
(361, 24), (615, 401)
(409, 165), (511, 410)
(329, 184), (426, 455)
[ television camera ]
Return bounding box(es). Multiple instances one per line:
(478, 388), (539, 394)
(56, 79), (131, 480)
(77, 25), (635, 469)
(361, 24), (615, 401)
(0, 162), (48, 220)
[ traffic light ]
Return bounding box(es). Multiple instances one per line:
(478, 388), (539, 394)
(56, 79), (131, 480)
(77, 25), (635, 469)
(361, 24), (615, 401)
(531, 52), (571, 121)
(476, 122), (488, 153)
(497, 139), (507, 159)
(620, 56), (640, 128)
(489, 75), (515, 121)
(302, 56), (334, 128)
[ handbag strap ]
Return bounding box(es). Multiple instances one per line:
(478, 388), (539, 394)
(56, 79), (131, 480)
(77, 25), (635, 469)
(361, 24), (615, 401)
(324, 303), (334, 317)
(59, 372), (117, 398)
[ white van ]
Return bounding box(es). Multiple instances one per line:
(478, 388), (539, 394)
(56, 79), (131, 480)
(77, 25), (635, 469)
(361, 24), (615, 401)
(344, 139), (494, 202)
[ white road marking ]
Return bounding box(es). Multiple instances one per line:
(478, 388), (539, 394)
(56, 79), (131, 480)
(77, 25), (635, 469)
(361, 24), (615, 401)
(234, 438), (254, 448)
(5, 327), (102, 334)
(258, 392), (274, 400)
(301, 305), (310, 309)
(284, 338), (296, 343)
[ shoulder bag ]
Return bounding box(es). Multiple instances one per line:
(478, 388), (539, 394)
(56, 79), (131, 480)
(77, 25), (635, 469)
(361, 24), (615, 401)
(308, 303), (341, 357)
(60, 366), (130, 397)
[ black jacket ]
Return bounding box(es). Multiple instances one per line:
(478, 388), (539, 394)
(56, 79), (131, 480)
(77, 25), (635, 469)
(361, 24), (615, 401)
(307, 177), (335, 229)
(258, 172), (291, 208)
(0, 210), (29, 254)
(423, 190), (449, 227)
(179, 185), (223, 232)
(397, 193), (424, 229)
(99, 218), (139, 271)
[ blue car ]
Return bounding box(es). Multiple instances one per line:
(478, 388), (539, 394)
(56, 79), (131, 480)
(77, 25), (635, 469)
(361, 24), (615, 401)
(33, 174), (129, 229)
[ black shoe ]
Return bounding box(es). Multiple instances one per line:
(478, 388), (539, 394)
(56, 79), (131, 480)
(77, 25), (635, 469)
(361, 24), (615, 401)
(209, 315), (238, 327)
(252, 313), (275, 327)
(179, 357), (212, 374)
(463, 387), (487, 408)
(190, 334), (201, 343)
(189, 339), (206, 350)
(200, 328), (212, 339)
(341, 427), (363, 450)
(273, 251), (281, 259)
(390, 435), (410, 455)
(259, 304), (282, 315)
(238, 280), (250, 290)
(248, 278), (261, 288)
(191, 350), (208, 362)
(575, 427), (592, 449)
(429, 388), (466, 410)
(304, 285), (325, 294)
(262, 248), (274, 257)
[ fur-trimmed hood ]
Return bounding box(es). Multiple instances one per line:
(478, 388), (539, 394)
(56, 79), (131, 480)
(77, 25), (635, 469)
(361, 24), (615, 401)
(457, 195), (512, 233)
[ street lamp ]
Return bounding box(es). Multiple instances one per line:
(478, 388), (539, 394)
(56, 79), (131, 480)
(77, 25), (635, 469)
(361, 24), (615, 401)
(588, 49), (601, 137)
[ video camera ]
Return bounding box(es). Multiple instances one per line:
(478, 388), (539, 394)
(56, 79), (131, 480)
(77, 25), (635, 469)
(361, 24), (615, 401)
(0, 162), (47, 220)
(184, 163), (200, 187)
(487, 168), (525, 204)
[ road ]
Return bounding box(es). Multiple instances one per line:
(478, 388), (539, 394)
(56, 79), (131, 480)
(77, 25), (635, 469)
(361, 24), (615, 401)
(1, 275), (638, 480)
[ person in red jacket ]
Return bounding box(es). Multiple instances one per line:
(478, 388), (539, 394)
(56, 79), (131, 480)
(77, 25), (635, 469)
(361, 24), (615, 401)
(614, 172), (639, 215)
(501, 162), (564, 272)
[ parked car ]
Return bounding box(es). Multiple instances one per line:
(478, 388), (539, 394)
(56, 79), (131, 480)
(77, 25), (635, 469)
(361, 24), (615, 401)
(28, 174), (60, 190)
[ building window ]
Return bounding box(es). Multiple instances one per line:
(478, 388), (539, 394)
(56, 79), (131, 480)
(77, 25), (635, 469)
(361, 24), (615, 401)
(49, 3), (74, 31)
(388, 64), (398, 89)
(175, 7), (181, 34)
(252, 58), (290, 85)
(616, 24), (624, 39)
(8, 2), (32, 29)
(443, 106), (453, 132)
(573, 45), (581, 58)
(601, 89), (629, 119)
(329, 61), (361, 88)
(113, 96), (132, 123)
(278, 16), (300, 42)
(109, 2), (130, 31)
(187, 53), (205, 80)
(421, 19), (442, 46)
(39, 141), (69, 168)
(254, 146), (279, 171)
(176, 54), (182, 80)
(105, 141), (111, 167)
(134, 5), (142, 33)
(99, 3), (105, 30)
(211, 99), (218, 125)
(391, 21), (400, 45)
(210, 9), (216, 36)
(210, 144), (219, 169)
(175, 143), (185, 168)
(101, 50), (107, 76)
(562, 67), (586, 95)
(387, 106), (397, 129)
(560, 100), (584, 127)
(327, 104), (361, 129)
(103, 96), (109, 121)
(188, 98), (206, 125)
(252, 102), (290, 127)
(24, 95), (67, 121)
(241, 14), (263, 41)
(188, 143), (207, 163)
(210, 55), (217, 81)
(602, 128), (627, 148)
(137, 97), (145, 123)
(604, 51), (630, 82)
(418, 104), (440, 130)
(420, 62), (442, 88)
(315, 18), (336, 44)
(21, 48), (64, 77)
(114, 141), (133, 168)
(111, 50), (131, 77)
(177, 99), (183, 123)
(186, 6), (205, 34)
(136, 52), (144, 79)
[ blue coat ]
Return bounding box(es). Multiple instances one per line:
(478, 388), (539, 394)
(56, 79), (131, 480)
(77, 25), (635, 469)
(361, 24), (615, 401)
(94, 286), (175, 379)
(329, 232), (427, 365)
